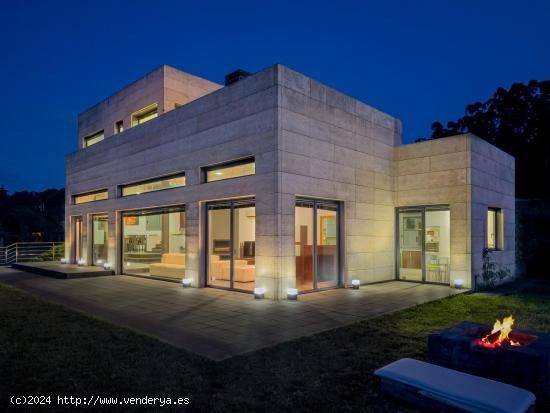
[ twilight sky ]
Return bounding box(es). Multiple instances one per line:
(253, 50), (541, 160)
(1, 0), (548, 191)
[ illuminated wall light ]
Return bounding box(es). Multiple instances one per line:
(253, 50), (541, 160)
(97, 259), (104, 266)
(77, 259), (86, 266)
(254, 287), (265, 299)
(182, 278), (192, 287)
(454, 279), (465, 289)
(287, 288), (298, 300)
(351, 279), (360, 289)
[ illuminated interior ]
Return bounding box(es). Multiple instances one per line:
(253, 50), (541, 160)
(205, 159), (255, 182)
(487, 208), (505, 250)
(121, 174), (185, 197)
(295, 198), (339, 292)
(131, 103), (158, 127)
(83, 130), (104, 147)
(114, 120), (123, 134)
(207, 199), (255, 291)
(92, 214), (108, 265)
(74, 190), (108, 204)
(398, 207), (450, 284)
(122, 208), (185, 280)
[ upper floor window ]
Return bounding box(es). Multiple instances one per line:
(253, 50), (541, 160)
(204, 157), (255, 183)
(487, 208), (503, 250)
(73, 189), (108, 205)
(83, 130), (104, 147)
(114, 120), (124, 134)
(131, 103), (158, 127)
(120, 173), (186, 197)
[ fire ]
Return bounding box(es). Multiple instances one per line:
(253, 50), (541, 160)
(476, 315), (522, 348)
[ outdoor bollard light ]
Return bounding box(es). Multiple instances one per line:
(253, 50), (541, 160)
(77, 259), (85, 266)
(103, 262), (112, 270)
(454, 279), (465, 289)
(351, 279), (360, 289)
(254, 287), (265, 299)
(287, 288), (298, 300)
(60, 257), (67, 264)
(182, 278), (192, 288)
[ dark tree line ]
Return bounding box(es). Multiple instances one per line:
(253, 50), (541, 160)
(0, 187), (65, 246)
(427, 80), (550, 199)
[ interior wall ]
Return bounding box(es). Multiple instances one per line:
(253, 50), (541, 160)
(425, 210), (450, 258)
(237, 207), (255, 243)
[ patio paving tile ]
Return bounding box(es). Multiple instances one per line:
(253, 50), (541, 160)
(0, 267), (464, 361)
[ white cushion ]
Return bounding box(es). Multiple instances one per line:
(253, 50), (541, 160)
(375, 358), (535, 413)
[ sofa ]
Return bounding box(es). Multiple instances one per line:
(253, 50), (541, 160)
(149, 253), (185, 279)
(210, 255), (255, 282)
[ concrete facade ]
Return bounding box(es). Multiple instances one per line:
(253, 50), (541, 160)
(394, 135), (515, 288)
(78, 65), (221, 149)
(65, 64), (515, 299)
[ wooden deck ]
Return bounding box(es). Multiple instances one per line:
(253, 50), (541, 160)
(11, 262), (113, 279)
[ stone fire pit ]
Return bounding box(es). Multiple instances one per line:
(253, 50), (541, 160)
(428, 321), (550, 405)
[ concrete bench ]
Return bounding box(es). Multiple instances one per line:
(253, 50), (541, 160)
(374, 358), (535, 413)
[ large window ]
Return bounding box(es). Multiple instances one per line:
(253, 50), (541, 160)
(204, 158), (255, 182)
(73, 190), (108, 205)
(92, 214), (108, 265)
(295, 198), (339, 292)
(83, 130), (104, 147)
(131, 103), (158, 127)
(122, 207), (185, 280)
(120, 173), (186, 197)
(207, 199), (255, 291)
(487, 208), (503, 250)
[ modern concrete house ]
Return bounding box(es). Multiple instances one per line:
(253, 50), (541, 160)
(64, 64), (515, 299)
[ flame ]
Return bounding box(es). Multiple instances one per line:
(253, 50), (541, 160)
(476, 315), (522, 348)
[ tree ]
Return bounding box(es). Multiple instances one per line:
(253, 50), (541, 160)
(428, 80), (550, 199)
(0, 188), (65, 245)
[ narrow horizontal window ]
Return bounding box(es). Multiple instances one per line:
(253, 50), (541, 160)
(120, 173), (186, 197)
(73, 190), (108, 204)
(83, 130), (104, 147)
(204, 158), (255, 183)
(131, 103), (158, 127)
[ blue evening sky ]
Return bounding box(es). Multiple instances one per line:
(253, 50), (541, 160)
(1, 0), (548, 191)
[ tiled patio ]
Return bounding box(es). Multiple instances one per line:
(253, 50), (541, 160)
(0, 267), (464, 360)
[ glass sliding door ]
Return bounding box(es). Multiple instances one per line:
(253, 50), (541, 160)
(398, 210), (423, 281)
(295, 198), (340, 292)
(122, 207), (186, 280)
(208, 202), (231, 289)
(232, 200), (256, 291)
(207, 198), (255, 292)
(73, 216), (83, 263)
(425, 209), (450, 284)
(295, 200), (314, 291)
(397, 206), (450, 284)
(316, 201), (338, 289)
(92, 214), (108, 265)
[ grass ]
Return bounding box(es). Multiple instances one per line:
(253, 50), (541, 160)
(1, 284), (550, 412)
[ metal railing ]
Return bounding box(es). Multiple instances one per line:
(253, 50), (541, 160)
(0, 242), (65, 265)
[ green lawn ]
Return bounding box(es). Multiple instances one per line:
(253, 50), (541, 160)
(1, 284), (549, 412)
